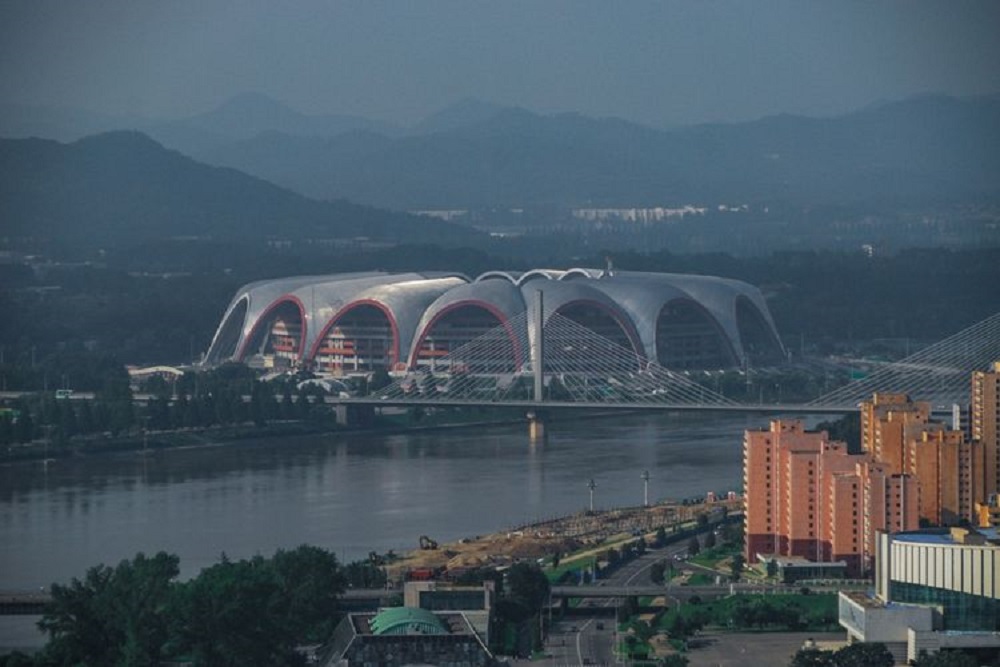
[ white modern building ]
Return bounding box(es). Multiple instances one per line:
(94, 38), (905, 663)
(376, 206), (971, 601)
(204, 268), (785, 375)
(839, 527), (1000, 664)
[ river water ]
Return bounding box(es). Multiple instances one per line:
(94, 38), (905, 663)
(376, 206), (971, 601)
(1, 411), (790, 648)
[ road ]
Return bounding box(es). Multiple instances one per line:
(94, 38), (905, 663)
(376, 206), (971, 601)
(530, 540), (694, 666)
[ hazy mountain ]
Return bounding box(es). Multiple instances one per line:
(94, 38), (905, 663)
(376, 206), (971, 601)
(0, 103), (146, 142)
(407, 98), (511, 135)
(0, 93), (400, 153)
(197, 94), (1000, 209)
(0, 131), (482, 247)
(6, 93), (997, 213)
(169, 92), (400, 140)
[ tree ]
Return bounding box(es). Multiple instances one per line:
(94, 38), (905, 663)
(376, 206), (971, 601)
(730, 554), (745, 582)
(617, 595), (639, 623)
(505, 562), (550, 613)
(666, 613), (687, 638)
(173, 556), (296, 667)
(344, 559), (387, 589)
(790, 647), (834, 667)
(650, 561), (666, 585)
(767, 558), (779, 578)
(661, 654), (690, 667)
(687, 537), (701, 557)
(39, 552), (180, 667)
(0, 651), (35, 667)
(269, 545), (346, 643)
(830, 642), (894, 667)
(703, 531), (716, 549)
(655, 526), (667, 547)
(14, 402), (34, 443)
(169, 545), (346, 666)
(913, 651), (978, 667)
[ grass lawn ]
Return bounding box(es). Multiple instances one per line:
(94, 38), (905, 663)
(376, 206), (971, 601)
(659, 592), (838, 633)
(688, 542), (740, 569)
(686, 573), (714, 586)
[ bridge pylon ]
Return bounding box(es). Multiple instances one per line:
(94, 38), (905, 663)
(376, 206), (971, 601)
(527, 290), (547, 441)
(532, 289), (544, 403)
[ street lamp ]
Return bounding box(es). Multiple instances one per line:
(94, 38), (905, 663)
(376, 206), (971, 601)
(641, 470), (650, 507)
(588, 478), (596, 512)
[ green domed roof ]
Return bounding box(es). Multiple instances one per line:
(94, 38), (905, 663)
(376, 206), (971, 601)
(369, 607), (448, 636)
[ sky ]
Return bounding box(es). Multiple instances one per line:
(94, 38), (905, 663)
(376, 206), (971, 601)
(1, 0), (999, 128)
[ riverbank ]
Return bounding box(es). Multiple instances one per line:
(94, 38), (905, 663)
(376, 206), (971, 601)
(384, 498), (739, 582)
(1, 406), (640, 464)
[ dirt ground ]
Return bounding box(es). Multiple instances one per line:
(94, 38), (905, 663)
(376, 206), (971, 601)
(385, 499), (739, 579)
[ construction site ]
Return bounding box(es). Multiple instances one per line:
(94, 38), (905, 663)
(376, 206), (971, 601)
(386, 496), (741, 582)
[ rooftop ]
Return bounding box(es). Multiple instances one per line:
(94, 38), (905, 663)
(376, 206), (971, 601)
(894, 527), (1000, 546)
(842, 591), (886, 609)
(351, 609), (475, 637)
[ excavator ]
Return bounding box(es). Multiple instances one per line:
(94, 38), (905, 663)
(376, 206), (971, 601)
(418, 535), (438, 550)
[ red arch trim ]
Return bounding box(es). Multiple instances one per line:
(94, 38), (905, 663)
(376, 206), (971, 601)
(306, 299), (400, 366)
(408, 300), (523, 370)
(552, 298), (645, 360)
(236, 295), (308, 362)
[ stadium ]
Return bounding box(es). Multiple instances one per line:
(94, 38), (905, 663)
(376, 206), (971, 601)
(204, 268), (785, 375)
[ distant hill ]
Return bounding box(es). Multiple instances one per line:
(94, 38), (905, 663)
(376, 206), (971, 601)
(5, 93), (998, 212)
(195, 94), (1000, 209)
(407, 98), (511, 135)
(177, 92), (399, 139)
(0, 131), (482, 247)
(0, 103), (146, 143)
(0, 93), (401, 156)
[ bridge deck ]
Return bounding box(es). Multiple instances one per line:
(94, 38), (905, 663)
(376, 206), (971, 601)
(331, 397), (859, 414)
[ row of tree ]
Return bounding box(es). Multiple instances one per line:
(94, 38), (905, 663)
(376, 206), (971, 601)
(790, 642), (983, 666)
(0, 363), (339, 449)
(4, 546), (346, 667)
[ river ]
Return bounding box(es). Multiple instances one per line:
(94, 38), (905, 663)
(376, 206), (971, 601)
(1, 410), (789, 649)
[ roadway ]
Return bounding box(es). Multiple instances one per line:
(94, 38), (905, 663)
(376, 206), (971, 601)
(552, 539), (693, 667)
(332, 396), (857, 415)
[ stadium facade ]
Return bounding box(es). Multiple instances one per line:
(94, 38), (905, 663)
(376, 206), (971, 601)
(204, 268), (785, 374)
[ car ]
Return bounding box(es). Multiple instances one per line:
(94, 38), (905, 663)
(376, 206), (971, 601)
(595, 622), (604, 630)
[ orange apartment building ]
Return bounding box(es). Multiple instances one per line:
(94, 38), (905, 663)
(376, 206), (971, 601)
(861, 393), (988, 525)
(972, 361), (1000, 497)
(743, 419), (919, 577)
(905, 427), (986, 525)
(861, 393), (932, 473)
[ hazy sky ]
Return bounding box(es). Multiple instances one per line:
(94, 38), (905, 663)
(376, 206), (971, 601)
(2, 1), (999, 127)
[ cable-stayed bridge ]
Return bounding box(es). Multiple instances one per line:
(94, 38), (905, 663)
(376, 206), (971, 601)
(335, 309), (1000, 416)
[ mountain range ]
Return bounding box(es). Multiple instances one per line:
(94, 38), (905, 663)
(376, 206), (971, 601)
(0, 131), (482, 247)
(3, 92), (997, 211)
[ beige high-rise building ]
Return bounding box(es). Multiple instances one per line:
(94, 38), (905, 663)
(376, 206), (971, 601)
(972, 361), (1000, 497)
(744, 419), (919, 577)
(862, 393), (987, 525)
(861, 393), (931, 473)
(905, 427), (986, 525)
